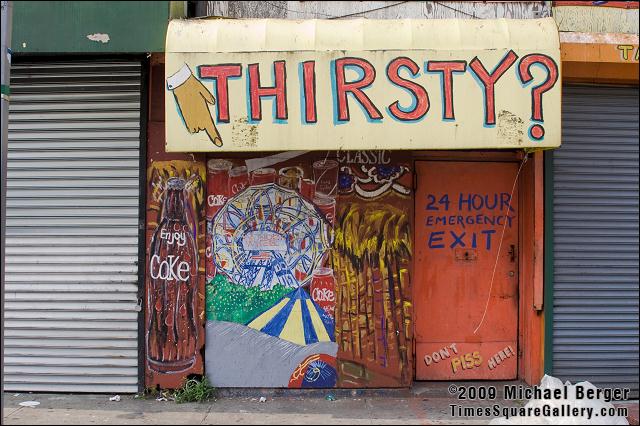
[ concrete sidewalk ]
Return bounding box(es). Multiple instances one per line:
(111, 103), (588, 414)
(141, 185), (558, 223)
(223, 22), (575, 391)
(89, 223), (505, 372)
(3, 387), (638, 425)
(2, 387), (508, 425)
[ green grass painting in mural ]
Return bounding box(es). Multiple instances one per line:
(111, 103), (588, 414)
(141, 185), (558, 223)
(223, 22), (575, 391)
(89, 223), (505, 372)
(205, 274), (292, 324)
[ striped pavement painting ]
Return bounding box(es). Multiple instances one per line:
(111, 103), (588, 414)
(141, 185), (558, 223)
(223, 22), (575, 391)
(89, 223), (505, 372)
(247, 287), (335, 346)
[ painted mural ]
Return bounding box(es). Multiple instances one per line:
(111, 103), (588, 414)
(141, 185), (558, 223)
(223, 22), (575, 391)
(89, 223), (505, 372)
(204, 150), (413, 388)
(145, 160), (206, 388)
(204, 153), (339, 388)
(333, 151), (414, 388)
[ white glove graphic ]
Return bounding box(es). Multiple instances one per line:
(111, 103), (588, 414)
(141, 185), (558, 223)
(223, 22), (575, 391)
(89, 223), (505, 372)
(167, 64), (222, 147)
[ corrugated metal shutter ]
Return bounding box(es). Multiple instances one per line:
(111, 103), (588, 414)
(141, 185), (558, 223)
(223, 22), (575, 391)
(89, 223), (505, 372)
(552, 85), (639, 392)
(3, 60), (142, 393)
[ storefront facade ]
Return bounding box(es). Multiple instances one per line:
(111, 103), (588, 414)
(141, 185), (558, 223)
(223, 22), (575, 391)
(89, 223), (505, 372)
(145, 17), (560, 389)
(5, 59), (145, 393)
(545, 7), (639, 393)
(3, 1), (172, 393)
(4, 1), (637, 395)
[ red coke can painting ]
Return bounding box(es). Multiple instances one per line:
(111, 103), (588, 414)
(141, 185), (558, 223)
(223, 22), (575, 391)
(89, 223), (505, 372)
(229, 166), (249, 196)
(206, 159), (233, 220)
(313, 195), (336, 227)
(300, 178), (315, 201)
(310, 267), (336, 319)
(251, 167), (277, 185)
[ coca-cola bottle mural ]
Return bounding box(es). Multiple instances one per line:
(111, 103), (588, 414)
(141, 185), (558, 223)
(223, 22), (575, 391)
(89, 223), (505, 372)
(147, 177), (199, 373)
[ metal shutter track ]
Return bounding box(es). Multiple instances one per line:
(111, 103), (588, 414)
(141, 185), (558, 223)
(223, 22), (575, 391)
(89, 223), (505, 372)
(553, 86), (639, 392)
(4, 61), (142, 393)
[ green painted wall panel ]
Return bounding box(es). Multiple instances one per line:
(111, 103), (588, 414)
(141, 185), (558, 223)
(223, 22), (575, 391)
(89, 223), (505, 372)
(12, 1), (170, 53)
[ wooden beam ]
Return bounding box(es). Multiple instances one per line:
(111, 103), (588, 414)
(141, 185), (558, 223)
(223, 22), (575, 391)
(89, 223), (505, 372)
(561, 32), (639, 84)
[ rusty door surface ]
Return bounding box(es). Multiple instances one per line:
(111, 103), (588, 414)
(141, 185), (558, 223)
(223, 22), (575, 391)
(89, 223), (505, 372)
(414, 161), (519, 380)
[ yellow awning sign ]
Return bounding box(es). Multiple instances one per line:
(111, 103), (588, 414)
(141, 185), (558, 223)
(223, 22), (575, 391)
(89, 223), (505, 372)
(165, 18), (561, 152)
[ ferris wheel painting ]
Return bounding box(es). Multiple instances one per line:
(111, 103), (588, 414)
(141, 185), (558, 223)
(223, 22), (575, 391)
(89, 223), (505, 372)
(212, 184), (331, 291)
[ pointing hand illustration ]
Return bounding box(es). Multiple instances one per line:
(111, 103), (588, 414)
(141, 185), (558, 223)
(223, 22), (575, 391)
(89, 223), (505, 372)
(167, 64), (223, 147)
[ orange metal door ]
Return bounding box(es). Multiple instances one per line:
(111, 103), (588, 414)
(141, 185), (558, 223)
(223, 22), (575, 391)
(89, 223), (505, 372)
(414, 161), (519, 380)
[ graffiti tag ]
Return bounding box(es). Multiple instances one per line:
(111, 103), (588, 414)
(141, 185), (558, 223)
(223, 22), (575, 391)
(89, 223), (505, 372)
(617, 44), (639, 62)
(424, 343), (459, 366)
(487, 345), (516, 370)
(150, 255), (191, 282)
(451, 351), (483, 374)
(160, 229), (187, 247)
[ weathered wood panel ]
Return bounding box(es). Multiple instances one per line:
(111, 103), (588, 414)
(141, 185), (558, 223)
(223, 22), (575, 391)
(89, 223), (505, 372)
(553, 6), (639, 34)
(197, 1), (549, 20)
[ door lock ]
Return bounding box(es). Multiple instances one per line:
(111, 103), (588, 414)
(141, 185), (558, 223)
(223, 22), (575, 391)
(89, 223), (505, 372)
(508, 244), (517, 263)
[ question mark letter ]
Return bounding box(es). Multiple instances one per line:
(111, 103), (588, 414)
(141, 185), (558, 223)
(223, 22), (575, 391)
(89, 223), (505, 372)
(517, 54), (559, 141)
